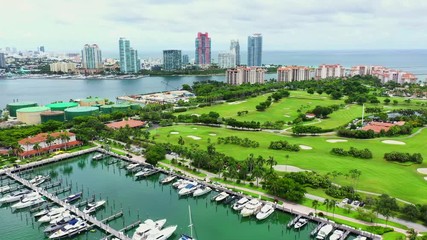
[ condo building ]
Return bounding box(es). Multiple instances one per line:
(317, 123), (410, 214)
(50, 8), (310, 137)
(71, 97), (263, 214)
(195, 32), (211, 65)
(247, 34), (262, 67)
(226, 66), (266, 85)
(277, 66), (316, 82)
(119, 37), (140, 73)
(81, 44), (103, 71)
(163, 50), (182, 71)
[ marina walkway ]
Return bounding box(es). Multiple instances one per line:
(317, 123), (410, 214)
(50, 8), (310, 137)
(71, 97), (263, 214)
(4, 171), (131, 240)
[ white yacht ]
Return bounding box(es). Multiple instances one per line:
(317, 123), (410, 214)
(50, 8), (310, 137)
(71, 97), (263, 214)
(131, 219), (167, 240)
(126, 163), (140, 170)
(83, 200), (106, 214)
(255, 203), (275, 220)
(193, 186), (212, 197)
(329, 230), (344, 240)
(240, 198), (262, 217)
(294, 218), (309, 229)
(178, 183), (199, 196)
(0, 185), (11, 193)
(316, 224), (333, 239)
(214, 191), (229, 202)
(48, 218), (87, 239)
(0, 190), (34, 204)
(355, 236), (367, 240)
(177, 181), (194, 190)
(172, 179), (188, 188)
(11, 194), (45, 209)
(29, 175), (49, 186)
(92, 153), (105, 160)
(145, 225), (177, 240)
(160, 175), (176, 184)
(232, 197), (249, 211)
(38, 208), (67, 222)
(49, 212), (72, 225)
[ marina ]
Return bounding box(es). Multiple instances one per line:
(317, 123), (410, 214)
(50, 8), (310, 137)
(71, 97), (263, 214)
(0, 150), (379, 240)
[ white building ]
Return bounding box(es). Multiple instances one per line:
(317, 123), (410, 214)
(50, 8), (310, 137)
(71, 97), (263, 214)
(218, 53), (235, 68)
(351, 65), (418, 84)
(81, 44), (103, 70)
(49, 62), (77, 73)
(226, 67), (266, 85)
(316, 64), (345, 79)
(277, 66), (316, 82)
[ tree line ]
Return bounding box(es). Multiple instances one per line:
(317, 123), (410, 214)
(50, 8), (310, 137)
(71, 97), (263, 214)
(330, 147), (373, 159)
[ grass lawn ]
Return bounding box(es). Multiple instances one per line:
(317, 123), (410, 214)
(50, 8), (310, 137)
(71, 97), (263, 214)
(152, 125), (427, 204)
(382, 232), (406, 240)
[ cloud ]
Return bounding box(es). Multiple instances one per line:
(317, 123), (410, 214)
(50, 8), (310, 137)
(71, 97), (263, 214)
(0, 0), (426, 54)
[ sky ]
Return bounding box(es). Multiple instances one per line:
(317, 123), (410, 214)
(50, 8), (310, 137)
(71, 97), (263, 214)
(1, 0), (427, 54)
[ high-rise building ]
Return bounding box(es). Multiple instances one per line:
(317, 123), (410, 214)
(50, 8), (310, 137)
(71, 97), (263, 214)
(39, 46), (45, 52)
(195, 32), (211, 65)
(226, 66), (266, 85)
(316, 64), (345, 79)
(0, 53), (5, 68)
(230, 40), (240, 66)
(49, 62), (77, 73)
(277, 66), (316, 82)
(182, 54), (189, 65)
(81, 44), (103, 69)
(247, 33), (262, 67)
(218, 53), (235, 68)
(163, 50), (182, 71)
(119, 38), (140, 73)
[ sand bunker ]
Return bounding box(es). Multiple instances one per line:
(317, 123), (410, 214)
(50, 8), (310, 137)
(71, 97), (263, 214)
(283, 115), (291, 117)
(228, 101), (247, 105)
(209, 133), (217, 136)
(417, 168), (427, 175)
(170, 132), (180, 135)
(327, 139), (348, 143)
(299, 145), (313, 150)
(192, 128), (197, 130)
(187, 135), (201, 140)
(382, 140), (406, 145)
(273, 165), (307, 172)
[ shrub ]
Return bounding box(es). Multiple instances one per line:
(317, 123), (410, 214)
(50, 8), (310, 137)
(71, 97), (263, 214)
(365, 226), (393, 235)
(384, 152), (423, 164)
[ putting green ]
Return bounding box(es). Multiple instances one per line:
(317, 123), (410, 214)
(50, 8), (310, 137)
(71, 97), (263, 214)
(152, 125), (427, 204)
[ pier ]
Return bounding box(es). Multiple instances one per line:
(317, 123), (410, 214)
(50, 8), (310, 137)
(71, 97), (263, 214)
(4, 171), (131, 240)
(286, 214), (302, 228)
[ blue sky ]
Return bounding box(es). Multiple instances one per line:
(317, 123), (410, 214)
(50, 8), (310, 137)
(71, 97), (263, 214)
(1, 0), (426, 53)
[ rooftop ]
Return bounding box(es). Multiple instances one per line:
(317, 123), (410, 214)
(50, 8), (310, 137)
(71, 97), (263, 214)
(361, 121), (405, 133)
(105, 119), (146, 129)
(18, 131), (75, 145)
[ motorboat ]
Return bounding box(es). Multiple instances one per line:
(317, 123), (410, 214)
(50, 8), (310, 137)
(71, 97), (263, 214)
(214, 191), (229, 202)
(240, 198), (262, 217)
(135, 168), (158, 178)
(160, 175), (176, 184)
(49, 212), (72, 225)
(294, 218), (309, 229)
(0, 190), (33, 204)
(34, 208), (51, 218)
(38, 208), (67, 222)
(0, 185), (11, 193)
(48, 218), (87, 239)
(29, 175), (50, 186)
(329, 230), (344, 240)
(44, 216), (75, 234)
(131, 219), (167, 240)
(92, 153), (105, 160)
(11, 194), (45, 209)
(316, 224), (333, 239)
(64, 192), (82, 203)
(178, 183), (199, 196)
(355, 235), (367, 240)
(44, 216), (75, 233)
(145, 225), (177, 240)
(256, 203), (275, 220)
(82, 200), (106, 214)
(193, 186), (212, 197)
(126, 163), (140, 170)
(223, 195), (237, 204)
(177, 180), (195, 190)
(172, 179), (188, 188)
(232, 197), (249, 211)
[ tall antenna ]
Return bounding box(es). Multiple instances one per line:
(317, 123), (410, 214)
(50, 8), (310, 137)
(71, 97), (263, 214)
(361, 103), (365, 126)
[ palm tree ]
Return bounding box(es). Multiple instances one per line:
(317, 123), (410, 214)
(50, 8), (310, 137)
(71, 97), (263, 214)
(33, 143), (41, 156)
(328, 200), (337, 219)
(266, 156), (277, 170)
(256, 155), (265, 167)
(12, 144), (24, 158)
(252, 166), (264, 186)
(246, 153), (255, 173)
(25, 140), (31, 151)
(312, 200), (320, 215)
(60, 133), (70, 150)
(285, 154), (289, 172)
(45, 134), (55, 153)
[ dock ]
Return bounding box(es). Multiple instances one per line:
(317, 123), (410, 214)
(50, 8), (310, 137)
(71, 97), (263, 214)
(4, 171), (131, 240)
(103, 220), (141, 240)
(43, 181), (62, 190)
(51, 186), (72, 195)
(311, 222), (326, 236)
(287, 214), (302, 228)
(340, 230), (351, 240)
(101, 211), (123, 223)
(75, 196), (96, 208)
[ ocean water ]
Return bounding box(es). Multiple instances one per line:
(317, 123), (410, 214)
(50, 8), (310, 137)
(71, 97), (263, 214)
(1, 50), (426, 108)
(0, 153), (350, 240)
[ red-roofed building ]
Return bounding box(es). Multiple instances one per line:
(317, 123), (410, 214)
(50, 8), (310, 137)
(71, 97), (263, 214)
(18, 131), (81, 158)
(105, 119), (146, 129)
(361, 121), (406, 133)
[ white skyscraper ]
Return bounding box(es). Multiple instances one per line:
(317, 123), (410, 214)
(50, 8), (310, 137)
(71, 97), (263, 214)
(218, 53), (235, 68)
(81, 44), (103, 69)
(230, 40), (240, 66)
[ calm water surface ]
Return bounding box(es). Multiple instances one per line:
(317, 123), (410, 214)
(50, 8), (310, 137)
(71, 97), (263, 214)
(0, 153), (359, 240)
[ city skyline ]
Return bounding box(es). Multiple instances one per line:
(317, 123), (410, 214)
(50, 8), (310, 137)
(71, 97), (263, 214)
(1, 0), (427, 53)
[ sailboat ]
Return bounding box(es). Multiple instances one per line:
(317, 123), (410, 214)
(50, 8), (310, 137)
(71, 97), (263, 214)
(179, 205), (195, 240)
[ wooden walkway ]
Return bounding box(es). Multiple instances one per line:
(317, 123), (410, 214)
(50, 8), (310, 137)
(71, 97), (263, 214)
(4, 171), (131, 240)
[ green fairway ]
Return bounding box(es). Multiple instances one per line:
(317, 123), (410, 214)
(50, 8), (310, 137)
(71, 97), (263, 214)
(152, 125), (427, 204)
